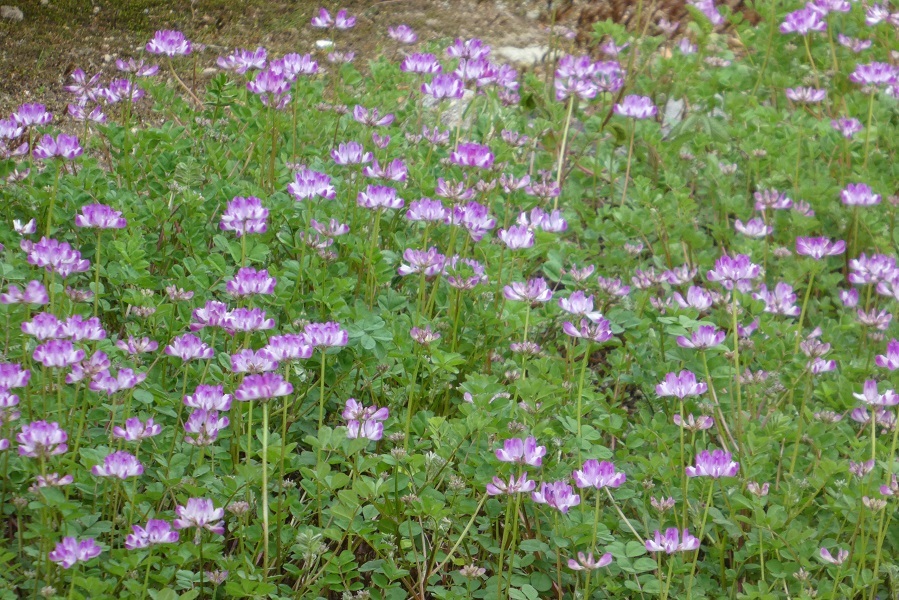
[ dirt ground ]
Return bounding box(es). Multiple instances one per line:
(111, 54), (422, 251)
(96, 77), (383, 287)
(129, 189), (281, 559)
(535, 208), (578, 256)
(0, 0), (557, 114)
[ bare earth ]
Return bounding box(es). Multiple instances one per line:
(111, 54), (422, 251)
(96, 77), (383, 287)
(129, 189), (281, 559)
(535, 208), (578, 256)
(0, 0), (553, 114)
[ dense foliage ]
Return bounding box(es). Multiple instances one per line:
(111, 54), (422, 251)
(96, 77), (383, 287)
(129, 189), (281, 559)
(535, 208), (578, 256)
(0, 1), (898, 599)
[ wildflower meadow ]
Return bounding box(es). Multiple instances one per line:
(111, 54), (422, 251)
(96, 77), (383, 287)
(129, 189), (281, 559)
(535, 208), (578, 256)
(0, 1), (898, 598)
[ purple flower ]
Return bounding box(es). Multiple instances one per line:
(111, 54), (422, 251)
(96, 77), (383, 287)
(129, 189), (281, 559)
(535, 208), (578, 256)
(875, 339), (899, 370)
(230, 307), (275, 332)
(857, 308), (893, 330)
(819, 547), (849, 565)
(22, 312), (64, 340)
(849, 62), (898, 87)
(558, 291), (602, 320)
(246, 69), (291, 108)
(49, 537), (102, 569)
(572, 460), (626, 489)
(597, 276), (630, 297)
(146, 30), (192, 56)
(568, 552), (613, 571)
(785, 87), (826, 103)
(89, 368), (147, 395)
(503, 278), (553, 303)
(226, 267), (277, 297)
(672, 286), (714, 311)
(831, 117), (863, 139)
(853, 379), (899, 406)
(406, 198), (447, 222)
(780, 7), (826, 34)
(33, 134), (82, 160)
(310, 218), (350, 238)
(841, 183), (881, 206)
(850, 254), (897, 285)
(190, 301), (233, 332)
(674, 414), (715, 431)
(532, 481), (581, 514)
(288, 168), (336, 201)
(65, 351), (109, 384)
(331, 141), (372, 165)
(686, 449), (740, 478)
(13, 102), (52, 127)
(387, 23), (418, 43)
(184, 385), (233, 411)
(486, 473), (536, 495)
(450, 143), (494, 169)
(447, 201), (496, 241)
(753, 283), (801, 317)
(343, 398), (388, 441)
(495, 437), (546, 467)
(125, 520), (180, 550)
(220, 196), (268, 237)
(397, 247), (446, 277)
(235, 372), (293, 402)
(838, 34), (872, 53)
(0, 363), (31, 390)
(677, 325), (726, 350)
(796, 237), (846, 259)
(421, 74), (466, 100)
(229, 348), (279, 373)
(646, 528), (700, 554)
(113, 417), (162, 441)
(753, 189), (792, 212)
(706, 254), (761, 292)
(614, 95), (657, 119)
(33, 340), (85, 368)
(264, 334), (313, 361)
(165, 334), (214, 361)
(401, 53), (441, 74)
(217, 47), (267, 74)
(271, 53), (318, 79)
(17, 421), (67, 457)
(116, 58), (159, 76)
(311, 8), (355, 29)
(446, 38), (491, 60)
(562, 318), (613, 343)
(410, 325), (441, 345)
(115, 336), (158, 356)
(734, 218), (772, 238)
(357, 185), (404, 210)
(656, 370), (707, 398)
(173, 498), (225, 535)
(184, 409), (230, 446)
(353, 105), (394, 127)
(445, 256), (487, 289)
(688, 0), (725, 25)
(326, 51), (355, 64)
(73, 204), (127, 229)
(67, 104), (107, 124)
(63, 314), (106, 341)
(91, 451), (143, 479)
(304, 322), (349, 347)
(363, 158), (407, 182)
(498, 225), (535, 250)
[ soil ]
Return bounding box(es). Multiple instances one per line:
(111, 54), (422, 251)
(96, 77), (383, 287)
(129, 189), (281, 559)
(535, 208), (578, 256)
(0, 0), (555, 114)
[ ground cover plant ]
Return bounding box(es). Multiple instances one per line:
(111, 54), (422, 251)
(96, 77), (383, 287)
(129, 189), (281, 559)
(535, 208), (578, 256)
(0, 0), (898, 598)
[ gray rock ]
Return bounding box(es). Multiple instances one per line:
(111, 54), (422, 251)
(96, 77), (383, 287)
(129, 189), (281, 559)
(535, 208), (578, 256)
(1, 5), (24, 21)
(423, 88), (475, 129)
(495, 45), (549, 66)
(661, 98), (685, 138)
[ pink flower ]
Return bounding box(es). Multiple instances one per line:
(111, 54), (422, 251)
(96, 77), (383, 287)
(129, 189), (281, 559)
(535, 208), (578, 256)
(486, 473), (536, 495)
(572, 460), (626, 489)
(686, 449), (740, 478)
(495, 437), (545, 467)
(567, 551), (613, 570)
(646, 528), (700, 553)
(173, 498), (225, 535)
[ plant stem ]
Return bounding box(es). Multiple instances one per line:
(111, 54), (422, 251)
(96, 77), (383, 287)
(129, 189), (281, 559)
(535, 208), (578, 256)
(93, 231), (102, 317)
(554, 95), (575, 210)
(863, 90), (875, 168)
(619, 120), (636, 207)
(261, 401), (270, 581)
(575, 342), (591, 441)
(794, 270), (816, 355)
(686, 481), (715, 597)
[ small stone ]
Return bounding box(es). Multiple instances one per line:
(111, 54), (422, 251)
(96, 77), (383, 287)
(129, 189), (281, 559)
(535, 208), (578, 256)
(102, 54), (112, 63)
(202, 67), (217, 76)
(1, 5), (24, 21)
(315, 40), (334, 49)
(495, 45), (549, 66)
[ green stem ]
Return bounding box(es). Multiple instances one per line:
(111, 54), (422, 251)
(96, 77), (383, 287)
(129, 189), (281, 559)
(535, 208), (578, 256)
(575, 342), (592, 441)
(863, 90), (875, 168)
(261, 401), (270, 581)
(93, 231), (102, 317)
(619, 120), (636, 207)
(46, 164), (60, 236)
(794, 270), (816, 355)
(686, 481), (715, 597)
(554, 95), (575, 210)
